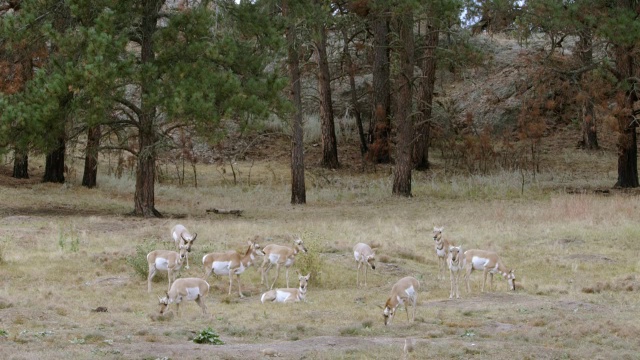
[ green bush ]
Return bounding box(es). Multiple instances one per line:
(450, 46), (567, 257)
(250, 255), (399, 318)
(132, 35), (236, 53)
(192, 327), (224, 345)
(294, 231), (326, 288)
(126, 240), (160, 280)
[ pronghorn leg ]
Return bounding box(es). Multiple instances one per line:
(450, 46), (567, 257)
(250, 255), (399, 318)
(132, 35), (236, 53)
(454, 272), (460, 299)
(482, 269), (488, 292)
(228, 272), (234, 295)
(175, 303), (180, 317)
(167, 269), (173, 292)
(236, 274), (244, 298)
(270, 264), (281, 290)
(195, 295), (207, 314)
(465, 266), (473, 293)
(285, 267), (290, 288)
(262, 262), (273, 288)
(185, 253), (190, 270)
(147, 265), (157, 293)
(449, 270), (454, 299)
(364, 264), (368, 286)
(356, 262), (361, 287)
(489, 273), (494, 292)
(405, 301), (410, 322)
(411, 296), (417, 321)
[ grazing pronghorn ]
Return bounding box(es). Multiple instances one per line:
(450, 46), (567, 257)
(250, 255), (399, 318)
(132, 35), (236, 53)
(202, 239), (265, 297)
(353, 242), (377, 287)
(447, 245), (464, 299)
(433, 227), (451, 280)
(260, 237), (308, 289)
(260, 272), (310, 303)
(382, 276), (420, 326)
(147, 245), (187, 293)
(158, 277), (210, 316)
(464, 249), (516, 293)
(171, 224), (197, 269)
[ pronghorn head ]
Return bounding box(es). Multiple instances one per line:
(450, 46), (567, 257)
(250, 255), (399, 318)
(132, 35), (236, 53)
(294, 237), (308, 254)
(449, 245), (462, 263)
(507, 269), (516, 291)
(181, 232), (197, 252)
(433, 227), (444, 243)
(382, 299), (396, 326)
(178, 244), (188, 261)
(367, 250), (377, 270)
(158, 294), (171, 315)
(297, 272), (310, 291)
(248, 240), (266, 256)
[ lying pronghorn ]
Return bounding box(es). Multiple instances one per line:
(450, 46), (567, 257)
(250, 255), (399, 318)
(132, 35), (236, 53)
(353, 242), (376, 287)
(202, 239), (265, 298)
(158, 277), (210, 316)
(260, 272), (310, 303)
(171, 224), (197, 269)
(464, 249), (516, 292)
(260, 236), (308, 289)
(382, 276), (420, 326)
(433, 227), (451, 280)
(447, 245), (463, 299)
(147, 245), (187, 293)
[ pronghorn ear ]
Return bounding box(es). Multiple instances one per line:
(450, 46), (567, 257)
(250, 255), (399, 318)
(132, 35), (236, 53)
(305, 273), (310, 279)
(191, 233), (197, 242)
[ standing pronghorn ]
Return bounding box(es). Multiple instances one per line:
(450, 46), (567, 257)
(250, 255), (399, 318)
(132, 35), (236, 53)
(433, 227), (451, 280)
(171, 224), (197, 269)
(464, 249), (516, 292)
(147, 245), (188, 293)
(260, 237), (308, 289)
(158, 277), (210, 316)
(260, 272), (310, 303)
(382, 276), (420, 326)
(447, 245), (464, 299)
(202, 239), (265, 298)
(353, 243), (376, 287)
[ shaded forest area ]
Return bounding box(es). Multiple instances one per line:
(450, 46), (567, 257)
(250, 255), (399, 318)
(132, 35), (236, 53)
(1, 0), (640, 215)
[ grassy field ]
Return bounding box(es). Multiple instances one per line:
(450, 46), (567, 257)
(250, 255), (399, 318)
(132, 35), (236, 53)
(1, 144), (639, 359)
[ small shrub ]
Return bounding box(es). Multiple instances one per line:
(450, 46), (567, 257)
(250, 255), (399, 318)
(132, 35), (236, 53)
(295, 231), (326, 287)
(192, 327), (224, 345)
(126, 241), (160, 280)
(0, 329), (8, 337)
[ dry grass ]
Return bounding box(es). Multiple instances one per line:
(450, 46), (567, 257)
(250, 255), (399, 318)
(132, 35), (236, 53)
(1, 147), (640, 360)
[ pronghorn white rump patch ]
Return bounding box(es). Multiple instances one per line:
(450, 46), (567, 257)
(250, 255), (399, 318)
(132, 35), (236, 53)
(154, 257), (170, 271)
(184, 287), (201, 301)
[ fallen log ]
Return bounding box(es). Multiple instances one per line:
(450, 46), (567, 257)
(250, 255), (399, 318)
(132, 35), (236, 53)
(206, 208), (243, 216)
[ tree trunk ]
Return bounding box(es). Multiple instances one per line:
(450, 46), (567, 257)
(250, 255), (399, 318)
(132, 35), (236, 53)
(43, 135), (66, 183)
(392, 10), (415, 197)
(133, 0), (162, 217)
(82, 125), (101, 188)
(412, 21), (438, 170)
(613, 42), (639, 188)
(315, 19), (339, 169)
(368, 9), (391, 163)
(341, 28), (367, 156)
(576, 29), (599, 150)
(284, 0), (306, 204)
(12, 147), (29, 179)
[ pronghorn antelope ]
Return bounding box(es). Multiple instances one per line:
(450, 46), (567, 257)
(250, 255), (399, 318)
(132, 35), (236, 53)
(202, 239), (265, 298)
(171, 224), (197, 269)
(260, 237), (308, 289)
(158, 277), (210, 316)
(382, 276), (420, 326)
(464, 249), (516, 292)
(147, 245), (187, 293)
(353, 242), (376, 287)
(433, 227), (452, 280)
(260, 272), (310, 303)
(447, 245), (464, 299)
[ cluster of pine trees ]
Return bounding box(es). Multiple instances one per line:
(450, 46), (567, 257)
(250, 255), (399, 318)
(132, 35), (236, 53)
(1, 0), (639, 217)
